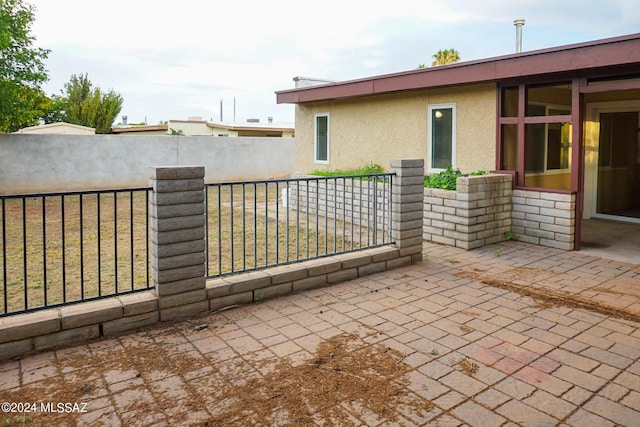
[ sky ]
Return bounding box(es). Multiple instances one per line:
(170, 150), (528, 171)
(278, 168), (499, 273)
(28, 0), (640, 126)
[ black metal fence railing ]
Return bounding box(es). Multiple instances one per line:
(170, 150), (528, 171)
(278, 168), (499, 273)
(205, 173), (394, 278)
(0, 188), (151, 317)
(0, 174), (395, 315)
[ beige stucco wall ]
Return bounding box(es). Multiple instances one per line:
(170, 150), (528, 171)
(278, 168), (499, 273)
(208, 125), (239, 137)
(170, 121), (213, 136)
(14, 123), (95, 135)
(294, 83), (497, 174)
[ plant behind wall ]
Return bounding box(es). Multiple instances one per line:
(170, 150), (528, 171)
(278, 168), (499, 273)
(424, 166), (487, 190)
(311, 162), (384, 177)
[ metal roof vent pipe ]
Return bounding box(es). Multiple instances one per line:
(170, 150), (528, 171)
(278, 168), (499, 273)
(514, 18), (525, 53)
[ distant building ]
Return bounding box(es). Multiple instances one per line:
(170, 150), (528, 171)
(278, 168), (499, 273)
(112, 118), (294, 138)
(13, 122), (96, 135)
(111, 124), (169, 136)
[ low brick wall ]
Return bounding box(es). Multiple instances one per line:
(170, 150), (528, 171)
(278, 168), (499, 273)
(511, 189), (576, 250)
(0, 246), (407, 361)
(422, 174), (576, 251)
(423, 174), (513, 249)
(287, 174), (391, 229)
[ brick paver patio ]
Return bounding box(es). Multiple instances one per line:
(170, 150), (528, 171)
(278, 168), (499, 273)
(1, 240), (639, 426)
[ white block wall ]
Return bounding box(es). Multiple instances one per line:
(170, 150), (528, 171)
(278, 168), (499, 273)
(288, 175), (392, 232)
(423, 174), (513, 250)
(511, 189), (576, 250)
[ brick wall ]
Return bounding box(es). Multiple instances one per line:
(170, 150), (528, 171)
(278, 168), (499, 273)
(423, 174), (513, 249)
(511, 189), (576, 250)
(287, 175), (391, 232)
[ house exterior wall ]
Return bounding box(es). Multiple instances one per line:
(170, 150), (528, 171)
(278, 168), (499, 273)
(170, 121), (213, 136)
(279, 129), (295, 138)
(237, 129), (294, 137)
(294, 83), (496, 174)
(208, 125), (239, 137)
(115, 129), (168, 136)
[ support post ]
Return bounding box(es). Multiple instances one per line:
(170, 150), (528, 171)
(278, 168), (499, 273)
(149, 166), (208, 321)
(390, 159), (425, 262)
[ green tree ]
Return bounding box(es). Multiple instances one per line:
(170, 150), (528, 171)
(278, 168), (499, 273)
(431, 49), (461, 66)
(0, 0), (50, 133)
(41, 94), (65, 123)
(57, 73), (124, 134)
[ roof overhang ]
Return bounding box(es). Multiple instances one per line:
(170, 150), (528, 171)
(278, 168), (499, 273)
(276, 33), (640, 104)
(207, 123), (294, 132)
(111, 124), (169, 133)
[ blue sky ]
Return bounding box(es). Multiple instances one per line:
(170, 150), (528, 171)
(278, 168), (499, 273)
(29, 0), (640, 125)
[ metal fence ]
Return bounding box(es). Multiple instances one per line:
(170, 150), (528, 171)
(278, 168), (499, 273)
(205, 173), (394, 277)
(0, 173), (395, 315)
(0, 188), (151, 317)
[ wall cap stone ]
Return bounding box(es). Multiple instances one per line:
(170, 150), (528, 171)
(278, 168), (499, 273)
(150, 166), (205, 180)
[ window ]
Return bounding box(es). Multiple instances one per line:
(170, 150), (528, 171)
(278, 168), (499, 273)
(500, 124), (518, 170)
(498, 82), (574, 190)
(315, 113), (329, 163)
(501, 87), (518, 117)
(525, 105), (571, 174)
(428, 104), (456, 171)
(598, 112), (639, 168)
(526, 83), (572, 115)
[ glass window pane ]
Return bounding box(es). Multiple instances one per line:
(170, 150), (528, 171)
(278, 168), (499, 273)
(526, 83), (572, 116)
(525, 123), (546, 173)
(526, 104), (546, 117)
(524, 121), (572, 190)
(315, 115), (328, 162)
(547, 123), (571, 170)
(431, 108), (453, 169)
(599, 112), (637, 168)
(501, 87), (518, 117)
(500, 124), (518, 170)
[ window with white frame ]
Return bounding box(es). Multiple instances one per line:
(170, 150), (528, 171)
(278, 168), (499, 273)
(315, 113), (329, 163)
(427, 104), (456, 171)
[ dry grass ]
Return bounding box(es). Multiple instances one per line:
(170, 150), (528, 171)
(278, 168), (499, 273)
(457, 268), (640, 323)
(0, 329), (433, 426)
(202, 332), (433, 425)
(0, 191), (150, 313)
(1, 183), (384, 314)
(206, 183), (374, 276)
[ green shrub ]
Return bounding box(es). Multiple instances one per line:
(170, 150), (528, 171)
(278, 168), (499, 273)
(424, 166), (487, 190)
(311, 162), (384, 177)
(424, 166), (462, 190)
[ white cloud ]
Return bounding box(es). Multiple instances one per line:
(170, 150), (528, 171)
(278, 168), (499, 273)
(28, 0), (640, 125)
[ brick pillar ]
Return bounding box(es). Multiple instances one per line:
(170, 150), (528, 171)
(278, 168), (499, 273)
(390, 159), (424, 262)
(149, 166), (208, 321)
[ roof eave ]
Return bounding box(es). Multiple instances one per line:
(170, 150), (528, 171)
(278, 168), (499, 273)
(276, 32), (640, 104)
(112, 125), (169, 133)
